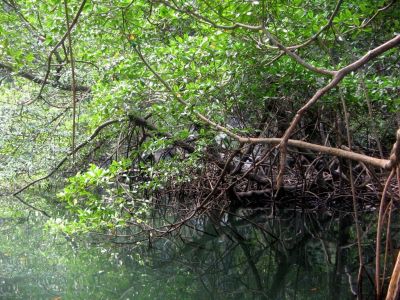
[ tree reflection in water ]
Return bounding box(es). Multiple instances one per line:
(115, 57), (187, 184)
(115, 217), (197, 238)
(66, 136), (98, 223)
(0, 207), (384, 299)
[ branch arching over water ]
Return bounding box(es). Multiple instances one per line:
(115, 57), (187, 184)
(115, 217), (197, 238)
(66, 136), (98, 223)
(133, 40), (400, 177)
(13, 119), (123, 196)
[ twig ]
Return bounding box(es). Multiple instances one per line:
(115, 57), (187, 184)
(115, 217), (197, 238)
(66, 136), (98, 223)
(361, 74), (384, 158)
(261, 28), (336, 76)
(200, 146), (243, 206)
(343, 0), (397, 36)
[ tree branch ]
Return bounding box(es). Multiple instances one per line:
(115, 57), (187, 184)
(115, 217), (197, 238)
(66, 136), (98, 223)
(277, 34), (400, 187)
(13, 119), (123, 196)
(0, 62), (90, 92)
(152, 0), (262, 31)
(133, 41), (398, 177)
(14, 195), (50, 217)
(343, 0), (397, 35)
(36, 0), (88, 100)
(156, 0), (339, 76)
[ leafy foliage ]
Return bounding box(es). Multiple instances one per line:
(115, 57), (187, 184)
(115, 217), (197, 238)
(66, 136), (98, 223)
(0, 0), (399, 231)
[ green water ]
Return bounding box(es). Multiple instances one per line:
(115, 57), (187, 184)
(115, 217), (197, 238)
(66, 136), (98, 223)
(0, 207), (372, 299)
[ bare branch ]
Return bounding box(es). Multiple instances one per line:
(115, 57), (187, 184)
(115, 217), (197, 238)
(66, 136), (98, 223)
(14, 195), (50, 217)
(276, 34), (400, 187)
(239, 136), (391, 170)
(387, 247), (400, 300)
(386, 168), (400, 299)
(63, 0), (78, 162)
(375, 169), (395, 299)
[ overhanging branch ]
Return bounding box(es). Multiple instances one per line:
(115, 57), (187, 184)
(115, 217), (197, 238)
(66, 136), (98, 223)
(133, 36), (400, 178)
(13, 118), (123, 196)
(277, 34), (400, 187)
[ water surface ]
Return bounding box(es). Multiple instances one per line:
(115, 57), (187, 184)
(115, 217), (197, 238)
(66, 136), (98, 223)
(0, 207), (372, 299)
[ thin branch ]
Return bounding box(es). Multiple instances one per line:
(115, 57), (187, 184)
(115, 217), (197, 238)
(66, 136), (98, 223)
(14, 194), (51, 217)
(387, 243), (400, 300)
(63, 0), (78, 162)
(262, 28), (336, 76)
(36, 0), (88, 101)
(132, 44), (243, 141)
(11, 113), (196, 197)
(0, 62), (90, 92)
(343, 0), (397, 36)
(157, 0), (342, 51)
(156, 0), (336, 76)
(341, 90), (364, 297)
(13, 119), (123, 196)
(253, 0), (343, 51)
(152, 0), (262, 31)
(283, 0), (344, 50)
(201, 147), (243, 205)
(385, 167), (400, 300)
(2, 0), (43, 39)
(376, 169), (395, 299)
(361, 74), (384, 158)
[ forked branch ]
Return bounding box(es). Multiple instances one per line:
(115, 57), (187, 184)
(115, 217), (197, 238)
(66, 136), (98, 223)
(277, 35), (400, 188)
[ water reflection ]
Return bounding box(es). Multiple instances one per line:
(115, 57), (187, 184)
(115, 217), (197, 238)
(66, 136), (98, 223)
(0, 209), (373, 299)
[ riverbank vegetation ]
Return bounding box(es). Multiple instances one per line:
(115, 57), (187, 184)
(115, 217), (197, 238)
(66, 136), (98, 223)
(1, 0), (400, 298)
